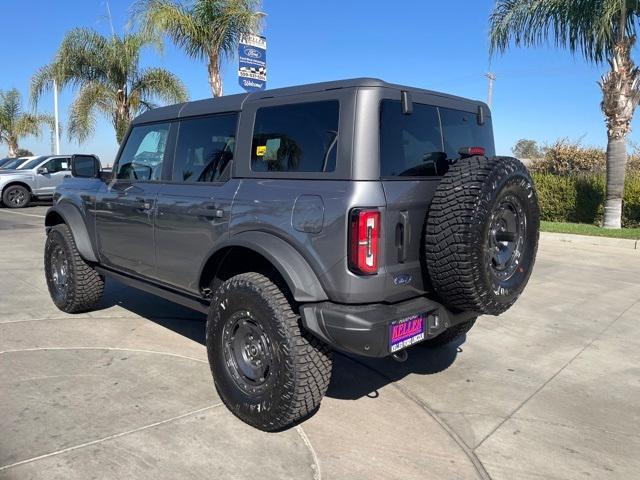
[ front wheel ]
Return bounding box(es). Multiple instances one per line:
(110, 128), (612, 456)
(44, 224), (104, 313)
(206, 272), (332, 431)
(2, 185), (30, 208)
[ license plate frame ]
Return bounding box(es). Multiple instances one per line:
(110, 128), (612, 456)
(389, 313), (427, 353)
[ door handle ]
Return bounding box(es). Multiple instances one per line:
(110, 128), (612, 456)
(190, 205), (224, 218)
(136, 199), (154, 213)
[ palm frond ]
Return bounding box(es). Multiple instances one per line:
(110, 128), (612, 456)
(490, 0), (640, 63)
(14, 113), (54, 139)
(133, 0), (207, 59)
(130, 67), (188, 112)
(67, 82), (113, 143)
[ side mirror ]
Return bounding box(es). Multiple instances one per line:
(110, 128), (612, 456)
(71, 154), (102, 179)
(37, 167), (48, 175)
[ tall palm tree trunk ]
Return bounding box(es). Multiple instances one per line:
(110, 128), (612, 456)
(7, 137), (18, 158)
(208, 56), (223, 97)
(600, 36), (640, 229)
(604, 134), (628, 228)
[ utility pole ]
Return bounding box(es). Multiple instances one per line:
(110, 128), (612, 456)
(53, 79), (60, 155)
(485, 72), (496, 108)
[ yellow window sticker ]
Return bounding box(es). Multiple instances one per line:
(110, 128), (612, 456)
(256, 145), (266, 156)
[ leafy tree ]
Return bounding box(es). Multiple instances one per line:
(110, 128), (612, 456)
(490, 0), (640, 229)
(133, 0), (261, 97)
(0, 89), (53, 157)
(31, 28), (188, 144)
(512, 139), (542, 159)
(16, 148), (34, 157)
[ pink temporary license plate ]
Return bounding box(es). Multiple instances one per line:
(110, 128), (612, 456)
(389, 314), (426, 352)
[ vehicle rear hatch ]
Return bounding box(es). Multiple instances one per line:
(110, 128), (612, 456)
(378, 97), (495, 302)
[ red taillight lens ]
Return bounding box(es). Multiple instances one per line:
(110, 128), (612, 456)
(349, 209), (380, 275)
(458, 146), (486, 158)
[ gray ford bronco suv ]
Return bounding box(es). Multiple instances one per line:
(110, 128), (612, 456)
(44, 78), (539, 431)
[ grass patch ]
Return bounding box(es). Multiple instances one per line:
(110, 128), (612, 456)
(540, 221), (640, 240)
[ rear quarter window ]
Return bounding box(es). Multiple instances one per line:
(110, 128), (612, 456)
(380, 100), (444, 177)
(251, 101), (339, 173)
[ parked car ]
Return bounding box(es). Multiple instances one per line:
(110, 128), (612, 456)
(0, 157), (30, 170)
(0, 155), (73, 208)
(0, 157), (16, 168)
(43, 78), (540, 431)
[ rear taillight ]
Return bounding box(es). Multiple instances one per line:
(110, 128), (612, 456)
(458, 146), (486, 158)
(348, 208), (380, 275)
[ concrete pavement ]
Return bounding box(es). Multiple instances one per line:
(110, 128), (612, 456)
(1, 205), (639, 479)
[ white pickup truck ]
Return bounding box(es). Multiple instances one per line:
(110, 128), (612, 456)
(0, 155), (74, 208)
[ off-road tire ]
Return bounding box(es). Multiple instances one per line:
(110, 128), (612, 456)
(206, 272), (332, 431)
(2, 184), (30, 208)
(425, 156), (539, 315)
(44, 224), (104, 313)
(419, 318), (477, 348)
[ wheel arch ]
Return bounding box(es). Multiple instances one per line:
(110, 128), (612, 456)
(45, 204), (99, 262)
(199, 231), (328, 303)
(2, 181), (32, 194)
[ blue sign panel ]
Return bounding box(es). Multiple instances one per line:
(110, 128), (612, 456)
(238, 34), (267, 92)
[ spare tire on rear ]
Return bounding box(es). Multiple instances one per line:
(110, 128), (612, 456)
(425, 156), (539, 315)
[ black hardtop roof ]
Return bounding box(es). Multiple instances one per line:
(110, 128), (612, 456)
(133, 78), (485, 125)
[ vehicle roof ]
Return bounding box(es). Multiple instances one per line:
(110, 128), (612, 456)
(133, 78), (486, 125)
(16, 155), (71, 169)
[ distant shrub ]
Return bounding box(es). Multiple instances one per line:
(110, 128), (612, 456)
(529, 138), (640, 175)
(532, 172), (640, 227)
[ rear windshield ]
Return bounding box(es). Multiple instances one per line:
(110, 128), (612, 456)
(379, 100), (495, 177)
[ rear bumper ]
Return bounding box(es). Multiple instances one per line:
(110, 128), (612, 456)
(300, 296), (477, 358)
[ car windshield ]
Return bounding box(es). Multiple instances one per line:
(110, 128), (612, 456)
(1, 158), (27, 169)
(18, 157), (48, 170)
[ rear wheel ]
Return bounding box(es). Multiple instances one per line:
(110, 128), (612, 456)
(44, 224), (104, 313)
(2, 185), (30, 208)
(425, 156), (539, 315)
(206, 272), (332, 431)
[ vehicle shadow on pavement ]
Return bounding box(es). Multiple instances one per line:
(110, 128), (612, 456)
(326, 342), (462, 400)
(98, 278), (463, 402)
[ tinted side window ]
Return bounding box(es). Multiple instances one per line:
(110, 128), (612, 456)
(380, 100), (445, 177)
(440, 108), (495, 161)
(116, 123), (171, 181)
(44, 157), (70, 173)
(251, 101), (339, 173)
(173, 114), (237, 183)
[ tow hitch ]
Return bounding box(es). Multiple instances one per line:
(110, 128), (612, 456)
(391, 350), (408, 362)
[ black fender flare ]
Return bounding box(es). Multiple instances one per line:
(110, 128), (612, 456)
(209, 231), (328, 303)
(45, 204), (98, 262)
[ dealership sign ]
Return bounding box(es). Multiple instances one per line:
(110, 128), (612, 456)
(238, 34), (266, 92)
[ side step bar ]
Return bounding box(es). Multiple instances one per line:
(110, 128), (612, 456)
(95, 266), (210, 314)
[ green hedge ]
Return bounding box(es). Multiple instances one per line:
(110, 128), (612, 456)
(532, 172), (640, 228)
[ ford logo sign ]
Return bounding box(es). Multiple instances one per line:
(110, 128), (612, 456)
(245, 48), (261, 59)
(393, 274), (412, 286)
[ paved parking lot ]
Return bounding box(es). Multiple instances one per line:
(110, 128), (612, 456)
(1, 205), (639, 480)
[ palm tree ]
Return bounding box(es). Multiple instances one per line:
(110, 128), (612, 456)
(490, 0), (640, 229)
(31, 28), (188, 144)
(0, 88), (53, 157)
(132, 0), (262, 97)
